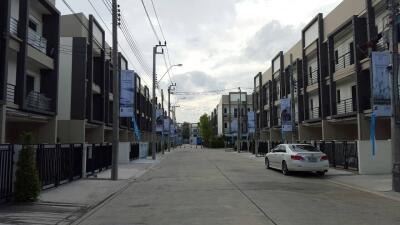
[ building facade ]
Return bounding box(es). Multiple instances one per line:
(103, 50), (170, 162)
(253, 0), (394, 174)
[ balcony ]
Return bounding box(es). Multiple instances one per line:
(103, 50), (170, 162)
(28, 28), (47, 54)
(336, 98), (356, 115)
(308, 68), (319, 86)
(26, 90), (52, 112)
(334, 52), (354, 72)
(9, 18), (18, 35)
(376, 37), (388, 52)
(309, 106), (320, 119)
(6, 83), (16, 104)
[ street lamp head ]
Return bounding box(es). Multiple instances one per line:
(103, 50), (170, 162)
(175, 64), (183, 67)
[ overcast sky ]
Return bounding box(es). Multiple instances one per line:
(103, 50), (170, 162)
(56, 0), (342, 123)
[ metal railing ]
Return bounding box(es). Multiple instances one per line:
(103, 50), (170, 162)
(309, 106), (320, 119)
(26, 90), (52, 111)
(6, 83), (15, 104)
(9, 17), (18, 35)
(36, 144), (83, 189)
(315, 140), (358, 171)
(376, 37), (388, 52)
(334, 51), (353, 72)
(27, 28), (47, 54)
(0, 145), (14, 203)
(308, 68), (319, 86)
(336, 98), (355, 115)
(86, 143), (112, 176)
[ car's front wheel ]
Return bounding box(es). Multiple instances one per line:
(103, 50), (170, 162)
(282, 161), (289, 176)
(265, 157), (270, 169)
(316, 171), (326, 176)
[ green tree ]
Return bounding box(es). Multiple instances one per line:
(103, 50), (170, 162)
(182, 122), (190, 140)
(199, 114), (213, 146)
(14, 133), (41, 202)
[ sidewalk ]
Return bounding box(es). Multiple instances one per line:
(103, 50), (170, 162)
(233, 150), (400, 202)
(0, 153), (167, 225)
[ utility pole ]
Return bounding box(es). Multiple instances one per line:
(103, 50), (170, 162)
(238, 87), (242, 153)
(389, 0), (400, 192)
(168, 83), (176, 152)
(152, 42), (166, 160)
(161, 89), (164, 154)
(111, 0), (119, 181)
(171, 105), (180, 148)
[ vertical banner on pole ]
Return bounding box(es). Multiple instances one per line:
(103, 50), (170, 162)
(281, 98), (292, 132)
(248, 111), (256, 134)
(370, 112), (376, 157)
(120, 70), (135, 118)
(156, 108), (164, 132)
(371, 52), (392, 117)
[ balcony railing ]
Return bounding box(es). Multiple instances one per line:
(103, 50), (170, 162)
(28, 28), (47, 54)
(308, 68), (319, 86)
(9, 17), (18, 35)
(336, 98), (355, 115)
(6, 83), (16, 104)
(376, 37), (388, 52)
(26, 90), (52, 111)
(309, 106), (320, 119)
(334, 52), (354, 72)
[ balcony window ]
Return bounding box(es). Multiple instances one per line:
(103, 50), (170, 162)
(6, 83), (16, 104)
(26, 90), (52, 111)
(28, 28), (47, 54)
(9, 18), (18, 35)
(308, 67), (318, 85)
(334, 42), (354, 72)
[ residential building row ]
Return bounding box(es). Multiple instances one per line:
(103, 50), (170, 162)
(251, 0), (394, 174)
(210, 92), (253, 145)
(0, 0), (158, 144)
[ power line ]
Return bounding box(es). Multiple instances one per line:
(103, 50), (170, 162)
(140, 0), (161, 42)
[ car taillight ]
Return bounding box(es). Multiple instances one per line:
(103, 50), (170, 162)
(291, 155), (304, 161)
(321, 155), (328, 161)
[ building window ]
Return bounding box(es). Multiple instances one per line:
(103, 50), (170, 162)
(28, 20), (37, 32)
(337, 90), (341, 103)
(310, 98), (314, 109)
(224, 123), (227, 129)
(335, 50), (339, 65)
(224, 108), (227, 114)
(234, 108), (238, 118)
(26, 75), (35, 94)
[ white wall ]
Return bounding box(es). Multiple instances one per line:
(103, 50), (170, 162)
(26, 64), (41, 92)
(336, 78), (356, 101)
(11, 0), (20, 20)
(57, 37), (73, 120)
(217, 103), (223, 136)
(7, 51), (17, 85)
(358, 140), (392, 175)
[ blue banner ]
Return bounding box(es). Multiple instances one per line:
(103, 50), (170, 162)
(120, 70), (135, 117)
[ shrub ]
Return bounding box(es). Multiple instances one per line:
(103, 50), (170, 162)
(209, 136), (225, 148)
(14, 133), (41, 202)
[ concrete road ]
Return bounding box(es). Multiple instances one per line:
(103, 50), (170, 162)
(77, 147), (400, 225)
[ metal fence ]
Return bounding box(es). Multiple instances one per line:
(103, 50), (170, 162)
(130, 143), (139, 161)
(0, 145), (14, 202)
(315, 140), (358, 171)
(86, 143), (112, 176)
(36, 144), (83, 189)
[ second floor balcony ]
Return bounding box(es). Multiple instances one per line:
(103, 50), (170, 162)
(309, 106), (320, 120)
(334, 51), (354, 72)
(308, 68), (319, 86)
(28, 28), (47, 54)
(6, 83), (16, 104)
(336, 98), (356, 115)
(26, 90), (52, 112)
(9, 18), (18, 35)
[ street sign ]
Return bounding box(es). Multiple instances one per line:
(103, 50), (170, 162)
(120, 70), (135, 118)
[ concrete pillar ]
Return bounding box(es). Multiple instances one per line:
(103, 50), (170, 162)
(0, 105), (6, 143)
(37, 118), (57, 144)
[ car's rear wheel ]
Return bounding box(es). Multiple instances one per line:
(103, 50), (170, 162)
(282, 161), (289, 175)
(316, 171), (326, 176)
(265, 157), (270, 169)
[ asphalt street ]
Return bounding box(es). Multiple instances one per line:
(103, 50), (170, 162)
(77, 146), (400, 225)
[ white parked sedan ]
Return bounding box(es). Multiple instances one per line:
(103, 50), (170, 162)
(265, 144), (329, 176)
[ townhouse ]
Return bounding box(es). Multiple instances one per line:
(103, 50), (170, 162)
(0, 0), (60, 144)
(212, 93), (253, 145)
(57, 13), (153, 144)
(253, 0), (394, 174)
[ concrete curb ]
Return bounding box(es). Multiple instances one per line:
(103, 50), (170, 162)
(327, 179), (400, 203)
(70, 152), (170, 225)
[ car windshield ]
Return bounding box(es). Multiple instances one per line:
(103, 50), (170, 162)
(290, 145), (320, 152)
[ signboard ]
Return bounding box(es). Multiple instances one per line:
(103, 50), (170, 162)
(120, 70), (135, 117)
(247, 111), (255, 134)
(156, 108), (164, 132)
(163, 118), (170, 134)
(280, 98), (292, 132)
(372, 52), (392, 117)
